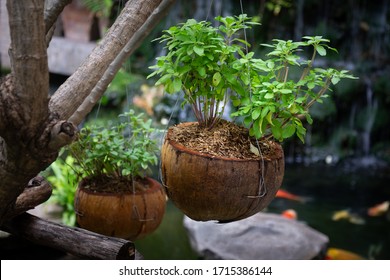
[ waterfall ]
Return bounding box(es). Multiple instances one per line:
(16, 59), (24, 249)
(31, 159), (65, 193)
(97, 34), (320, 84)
(193, 0), (232, 21)
(294, 0), (304, 41)
(361, 78), (378, 156)
(371, 0), (389, 61)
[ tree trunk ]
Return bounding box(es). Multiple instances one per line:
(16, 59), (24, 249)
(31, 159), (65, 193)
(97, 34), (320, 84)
(0, 0), (171, 226)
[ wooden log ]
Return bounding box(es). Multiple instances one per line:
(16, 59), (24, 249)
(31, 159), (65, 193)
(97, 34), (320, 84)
(1, 213), (141, 260)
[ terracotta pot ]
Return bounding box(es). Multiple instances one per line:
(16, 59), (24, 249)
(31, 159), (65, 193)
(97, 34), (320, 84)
(61, 1), (94, 42)
(74, 177), (166, 241)
(161, 122), (285, 222)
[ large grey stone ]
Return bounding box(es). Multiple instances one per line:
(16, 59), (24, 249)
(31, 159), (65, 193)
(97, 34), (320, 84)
(184, 212), (329, 259)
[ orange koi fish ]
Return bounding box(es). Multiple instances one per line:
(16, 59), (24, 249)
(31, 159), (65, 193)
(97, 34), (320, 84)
(332, 209), (366, 225)
(281, 209), (297, 220)
(276, 189), (306, 203)
(326, 248), (364, 260)
(367, 201), (389, 217)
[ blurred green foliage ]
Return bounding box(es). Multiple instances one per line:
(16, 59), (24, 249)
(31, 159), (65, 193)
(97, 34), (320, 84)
(45, 155), (82, 226)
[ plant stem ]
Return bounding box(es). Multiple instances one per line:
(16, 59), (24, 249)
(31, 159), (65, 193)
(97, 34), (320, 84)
(209, 97), (215, 125)
(283, 66), (289, 83)
(204, 95), (209, 126)
(296, 48), (317, 97)
(306, 78), (331, 109)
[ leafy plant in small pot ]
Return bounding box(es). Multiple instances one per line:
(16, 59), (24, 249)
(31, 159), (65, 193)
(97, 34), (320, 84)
(148, 15), (356, 222)
(69, 110), (166, 240)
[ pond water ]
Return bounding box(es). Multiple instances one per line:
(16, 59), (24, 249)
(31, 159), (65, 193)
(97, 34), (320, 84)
(136, 162), (390, 260)
(275, 163), (390, 260)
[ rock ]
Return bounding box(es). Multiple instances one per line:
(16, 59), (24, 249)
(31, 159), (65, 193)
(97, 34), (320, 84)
(184, 212), (329, 259)
(27, 203), (63, 224)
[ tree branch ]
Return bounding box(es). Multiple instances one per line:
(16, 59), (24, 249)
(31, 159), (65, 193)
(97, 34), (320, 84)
(45, 24), (56, 47)
(7, 0), (49, 129)
(44, 0), (72, 34)
(44, 0), (72, 46)
(69, 0), (176, 125)
(47, 120), (77, 150)
(3, 176), (52, 220)
(48, 0), (163, 121)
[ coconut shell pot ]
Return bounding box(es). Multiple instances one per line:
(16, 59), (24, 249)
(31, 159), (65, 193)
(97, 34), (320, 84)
(74, 177), (166, 241)
(161, 122), (285, 222)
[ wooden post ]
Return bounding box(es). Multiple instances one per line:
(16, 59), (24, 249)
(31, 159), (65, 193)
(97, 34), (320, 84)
(1, 213), (142, 260)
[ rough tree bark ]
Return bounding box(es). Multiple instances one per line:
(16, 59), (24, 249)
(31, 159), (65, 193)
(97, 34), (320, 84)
(0, 0), (174, 225)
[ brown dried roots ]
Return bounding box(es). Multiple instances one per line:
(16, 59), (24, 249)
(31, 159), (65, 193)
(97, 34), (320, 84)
(168, 120), (281, 160)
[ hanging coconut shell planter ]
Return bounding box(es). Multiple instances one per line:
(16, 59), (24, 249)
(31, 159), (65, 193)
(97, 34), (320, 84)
(161, 122), (285, 222)
(149, 15), (355, 222)
(69, 110), (166, 240)
(75, 177), (166, 240)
